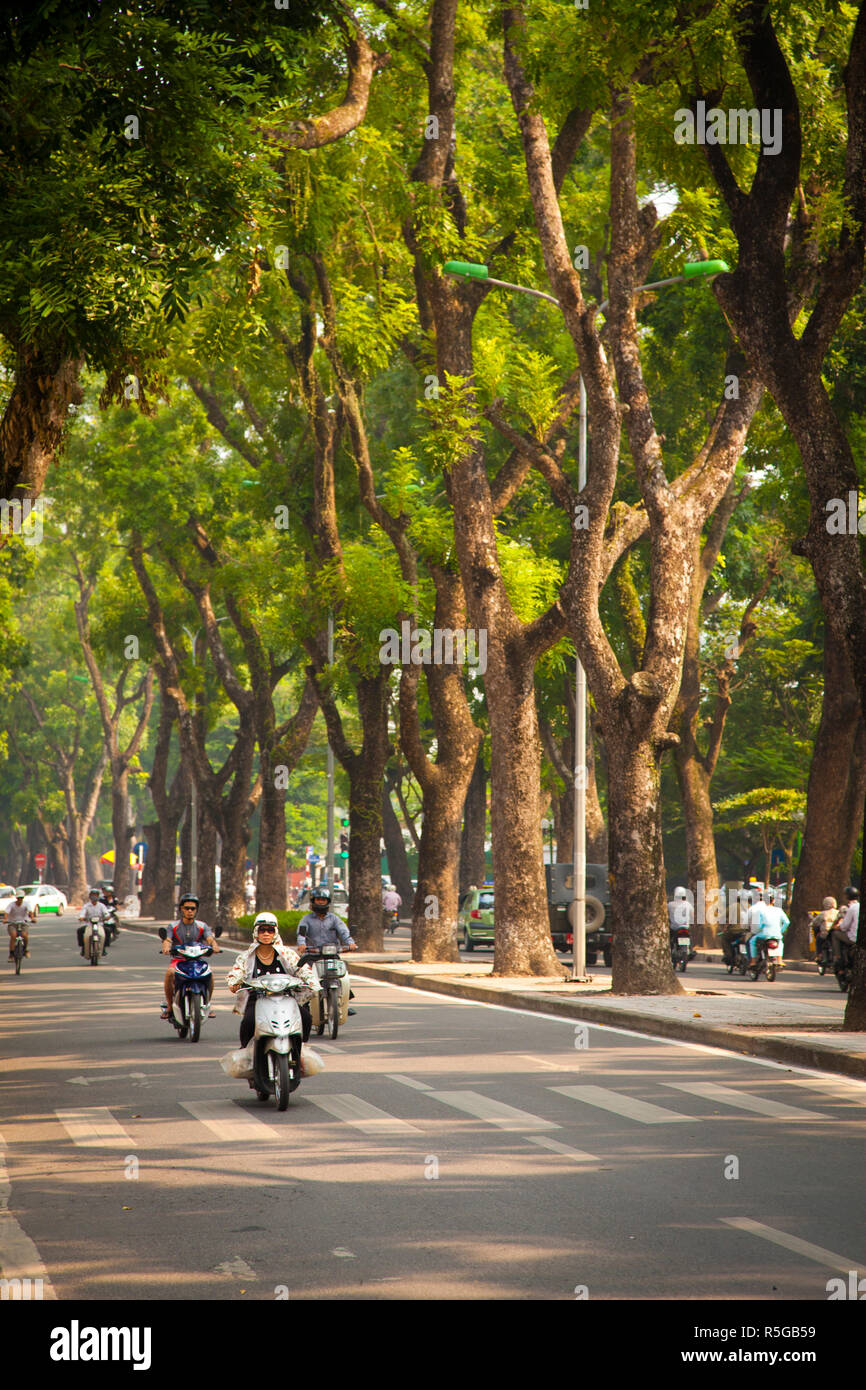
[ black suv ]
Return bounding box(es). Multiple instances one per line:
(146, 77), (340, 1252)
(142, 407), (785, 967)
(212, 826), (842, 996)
(546, 863), (612, 964)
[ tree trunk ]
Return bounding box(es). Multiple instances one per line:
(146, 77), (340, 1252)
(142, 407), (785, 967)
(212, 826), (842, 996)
(459, 751), (487, 893)
(257, 746), (288, 911)
(110, 765), (134, 899)
(346, 677), (391, 950)
(606, 724), (682, 994)
(673, 753), (720, 949)
(789, 632), (866, 957)
(139, 820), (160, 917)
(410, 778), (464, 962)
(382, 778), (415, 905)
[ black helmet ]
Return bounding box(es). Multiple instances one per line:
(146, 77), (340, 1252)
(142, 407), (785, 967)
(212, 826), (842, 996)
(178, 892), (199, 909)
(311, 888), (330, 912)
(844, 886), (860, 900)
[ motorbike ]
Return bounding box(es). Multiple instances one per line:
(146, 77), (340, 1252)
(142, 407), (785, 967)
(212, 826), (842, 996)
(721, 928), (751, 975)
(308, 944), (350, 1039)
(748, 936), (783, 982)
(383, 907), (399, 935)
(670, 926), (691, 973)
(103, 905), (120, 944)
(244, 974), (308, 1110)
(808, 912), (836, 975)
(82, 918), (106, 966)
(834, 937), (855, 994)
(11, 922), (26, 974)
(158, 931), (213, 1042)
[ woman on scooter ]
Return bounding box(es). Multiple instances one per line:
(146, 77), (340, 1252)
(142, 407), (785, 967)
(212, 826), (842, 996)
(226, 913), (319, 1047)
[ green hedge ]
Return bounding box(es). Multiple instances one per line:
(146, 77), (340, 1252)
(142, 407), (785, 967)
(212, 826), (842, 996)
(232, 909), (305, 944)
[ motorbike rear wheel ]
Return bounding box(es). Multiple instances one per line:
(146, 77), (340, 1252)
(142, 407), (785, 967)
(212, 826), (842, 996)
(766, 963), (776, 982)
(273, 1053), (290, 1111)
(329, 984), (340, 1039)
(188, 993), (201, 1043)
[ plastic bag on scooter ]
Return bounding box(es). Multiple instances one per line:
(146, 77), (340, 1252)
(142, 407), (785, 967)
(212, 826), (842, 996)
(220, 1039), (256, 1079)
(300, 1046), (325, 1077)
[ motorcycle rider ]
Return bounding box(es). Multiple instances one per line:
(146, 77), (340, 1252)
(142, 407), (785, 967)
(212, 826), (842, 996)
(297, 888), (358, 1014)
(226, 912), (319, 1048)
(719, 889), (753, 967)
(667, 887), (693, 959)
(747, 887), (789, 964)
(382, 883), (402, 929)
(6, 889), (35, 959)
(99, 882), (119, 941)
(160, 893), (221, 1019)
(78, 887), (111, 957)
(830, 886), (860, 964)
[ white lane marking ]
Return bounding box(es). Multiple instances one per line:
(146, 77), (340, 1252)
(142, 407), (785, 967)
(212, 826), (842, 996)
(525, 1135), (598, 1162)
(66, 1074), (149, 1087)
(362, 977), (862, 1085)
(0, 1139), (56, 1299)
(55, 1108), (134, 1147)
(513, 1054), (570, 1071)
(427, 1090), (559, 1133)
(386, 1074), (433, 1091)
(549, 1085), (692, 1125)
(663, 1081), (829, 1120)
(332, 1248), (356, 1258)
(310, 1042), (345, 1054)
(305, 1094), (422, 1134)
(179, 1101), (283, 1143)
(721, 1217), (865, 1274)
(788, 1076), (866, 1101)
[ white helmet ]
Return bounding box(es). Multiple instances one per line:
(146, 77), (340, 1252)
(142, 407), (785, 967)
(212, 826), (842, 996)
(673, 887), (688, 900)
(762, 888), (776, 904)
(253, 911), (279, 941)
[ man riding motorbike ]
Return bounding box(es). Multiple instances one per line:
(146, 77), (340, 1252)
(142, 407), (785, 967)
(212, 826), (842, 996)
(160, 893), (221, 1019)
(747, 888), (789, 964)
(297, 888), (358, 1014)
(226, 912), (319, 1048)
(78, 887), (111, 957)
(6, 889), (35, 959)
(830, 886), (860, 964)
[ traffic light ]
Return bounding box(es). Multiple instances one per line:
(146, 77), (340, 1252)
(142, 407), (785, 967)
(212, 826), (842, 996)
(340, 817), (349, 858)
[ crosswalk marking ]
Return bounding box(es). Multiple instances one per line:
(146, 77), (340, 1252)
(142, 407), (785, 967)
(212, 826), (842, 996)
(664, 1081), (828, 1120)
(179, 1101), (283, 1142)
(525, 1135), (599, 1162)
(386, 1074), (433, 1091)
(548, 1086), (693, 1125)
(721, 1217), (864, 1274)
(305, 1094), (423, 1134)
(427, 1090), (559, 1132)
(55, 1108), (134, 1147)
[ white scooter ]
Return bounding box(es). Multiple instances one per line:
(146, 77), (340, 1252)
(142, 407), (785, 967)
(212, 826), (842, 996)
(246, 975), (309, 1110)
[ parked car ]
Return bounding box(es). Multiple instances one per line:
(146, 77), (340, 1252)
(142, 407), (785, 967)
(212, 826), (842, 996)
(458, 885), (495, 950)
(18, 884), (67, 915)
(0, 886), (17, 918)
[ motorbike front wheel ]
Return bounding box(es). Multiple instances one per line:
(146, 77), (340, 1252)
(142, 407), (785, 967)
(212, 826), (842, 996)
(188, 993), (201, 1043)
(14, 944), (23, 975)
(90, 938), (99, 966)
(273, 1053), (290, 1111)
(329, 985), (340, 1039)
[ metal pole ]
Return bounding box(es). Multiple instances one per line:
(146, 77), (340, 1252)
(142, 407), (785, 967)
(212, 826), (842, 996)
(573, 376), (587, 981)
(326, 612), (335, 888)
(190, 780), (198, 896)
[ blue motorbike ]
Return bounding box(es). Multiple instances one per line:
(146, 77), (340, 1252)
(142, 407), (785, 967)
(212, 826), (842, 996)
(158, 930), (213, 1042)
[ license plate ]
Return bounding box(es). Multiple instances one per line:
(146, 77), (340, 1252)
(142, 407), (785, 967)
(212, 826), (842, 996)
(768, 944), (783, 957)
(678, 938), (690, 948)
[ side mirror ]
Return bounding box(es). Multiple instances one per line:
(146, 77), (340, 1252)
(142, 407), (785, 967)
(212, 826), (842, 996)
(157, 927), (168, 940)
(214, 924), (223, 938)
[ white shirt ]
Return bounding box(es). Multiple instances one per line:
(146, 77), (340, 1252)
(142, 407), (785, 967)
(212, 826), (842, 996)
(80, 900), (109, 925)
(838, 902), (860, 942)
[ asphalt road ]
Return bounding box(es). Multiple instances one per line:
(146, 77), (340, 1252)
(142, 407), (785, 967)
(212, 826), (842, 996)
(1, 913), (864, 1301)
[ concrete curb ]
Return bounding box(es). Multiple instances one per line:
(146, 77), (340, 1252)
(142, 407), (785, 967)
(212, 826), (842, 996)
(122, 921), (866, 1081)
(345, 960), (866, 1081)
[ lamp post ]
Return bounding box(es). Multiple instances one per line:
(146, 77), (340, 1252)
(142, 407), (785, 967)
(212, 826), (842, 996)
(443, 256), (728, 979)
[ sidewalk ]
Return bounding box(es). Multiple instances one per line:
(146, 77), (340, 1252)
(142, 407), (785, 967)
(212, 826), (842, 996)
(124, 919), (866, 1081)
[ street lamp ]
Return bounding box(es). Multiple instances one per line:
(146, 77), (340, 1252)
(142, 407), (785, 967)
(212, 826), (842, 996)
(443, 255), (729, 980)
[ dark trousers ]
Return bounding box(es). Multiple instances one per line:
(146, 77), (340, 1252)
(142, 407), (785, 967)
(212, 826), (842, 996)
(830, 930), (853, 964)
(239, 994), (311, 1048)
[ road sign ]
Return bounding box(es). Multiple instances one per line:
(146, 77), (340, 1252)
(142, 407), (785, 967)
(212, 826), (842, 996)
(309, 854), (320, 864)
(134, 841), (148, 860)
(34, 853), (46, 869)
